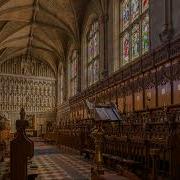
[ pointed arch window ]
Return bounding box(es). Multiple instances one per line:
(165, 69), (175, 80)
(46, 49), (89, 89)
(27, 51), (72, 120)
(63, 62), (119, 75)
(59, 67), (64, 104)
(120, 0), (149, 66)
(87, 20), (100, 86)
(70, 50), (78, 96)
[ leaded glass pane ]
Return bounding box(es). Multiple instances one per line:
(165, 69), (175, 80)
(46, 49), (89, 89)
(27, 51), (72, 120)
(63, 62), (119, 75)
(74, 58), (78, 76)
(70, 50), (78, 96)
(94, 21), (99, 32)
(71, 80), (74, 95)
(88, 41), (91, 62)
(88, 64), (93, 85)
(142, 14), (149, 54)
(131, 0), (140, 21)
(60, 69), (63, 103)
(132, 24), (140, 59)
(122, 33), (130, 65)
(90, 39), (94, 61)
(94, 59), (99, 82)
(87, 20), (100, 86)
(142, 0), (149, 12)
(74, 78), (77, 96)
(120, 0), (149, 67)
(94, 32), (99, 57)
(122, 0), (130, 30)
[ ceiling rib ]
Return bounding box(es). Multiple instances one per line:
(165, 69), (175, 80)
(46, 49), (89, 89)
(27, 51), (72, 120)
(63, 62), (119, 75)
(0, 0), (90, 74)
(26, 0), (39, 59)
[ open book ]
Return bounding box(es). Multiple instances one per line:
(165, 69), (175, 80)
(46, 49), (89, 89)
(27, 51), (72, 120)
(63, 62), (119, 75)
(85, 100), (122, 121)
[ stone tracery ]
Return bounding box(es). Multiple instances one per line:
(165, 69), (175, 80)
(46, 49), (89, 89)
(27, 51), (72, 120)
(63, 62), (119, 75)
(0, 56), (56, 113)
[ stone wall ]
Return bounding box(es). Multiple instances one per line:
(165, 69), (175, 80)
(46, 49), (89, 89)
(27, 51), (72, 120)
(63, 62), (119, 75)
(0, 56), (57, 132)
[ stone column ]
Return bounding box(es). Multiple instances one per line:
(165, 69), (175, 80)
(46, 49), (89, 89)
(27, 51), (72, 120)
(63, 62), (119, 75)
(77, 48), (81, 94)
(160, 0), (174, 42)
(99, 0), (109, 79)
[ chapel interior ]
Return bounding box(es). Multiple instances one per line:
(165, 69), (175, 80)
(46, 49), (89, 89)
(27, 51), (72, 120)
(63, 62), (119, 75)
(0, 0), (180, 180)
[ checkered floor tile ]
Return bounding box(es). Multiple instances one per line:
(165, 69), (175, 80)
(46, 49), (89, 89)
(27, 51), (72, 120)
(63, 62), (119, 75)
(0, 160), (9, 179)
(1, 138), (127, 180)
(32, 139), (91, 180)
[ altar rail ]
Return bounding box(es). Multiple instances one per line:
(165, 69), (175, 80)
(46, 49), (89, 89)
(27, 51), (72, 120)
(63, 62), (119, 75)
(57, 107), (180, 179)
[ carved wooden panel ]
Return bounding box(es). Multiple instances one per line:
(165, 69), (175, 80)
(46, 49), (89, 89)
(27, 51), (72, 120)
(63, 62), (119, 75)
(134, 76), (144, 111)
(145, 88), (156, 108)
(172, 60), (180, 105)
(134, 91), (143, 111)
(157, 64), (171, 107)
(144, 70), (156, 109)
(118, 96), (124, 113)
(173, 80), (180, 104)
(124, 81), (133, 112)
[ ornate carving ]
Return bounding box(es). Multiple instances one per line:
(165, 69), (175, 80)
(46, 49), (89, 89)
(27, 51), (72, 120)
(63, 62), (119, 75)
(0, 75), (56, 113)
(0, 56), (55, 78)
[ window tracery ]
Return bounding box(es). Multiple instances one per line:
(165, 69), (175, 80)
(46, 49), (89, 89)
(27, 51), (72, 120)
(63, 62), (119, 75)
(0, 58), (56, 112)
(70, 50), (78, 97)
(59, 67), (64, 104)
(120, 0), (149, 66)
(87, 20), (100, 86)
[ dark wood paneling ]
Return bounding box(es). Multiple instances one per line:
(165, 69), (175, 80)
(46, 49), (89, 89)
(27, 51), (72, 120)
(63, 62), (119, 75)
(134, 91), (143, 111)
(145, 87), (156, 109)
(158, 83), (171, 107)
(174, 80), (180, 104)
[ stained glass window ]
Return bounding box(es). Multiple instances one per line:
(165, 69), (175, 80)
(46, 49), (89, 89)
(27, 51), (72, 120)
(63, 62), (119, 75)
(132, 24), (140, 59)
(122, 33), (130, 64)
(60, 68), (64, 104)
(70, 50), (78, 96)
(122, 0), (130, 30)
(142, 0), (149, 12)
(120, 0), (149, 66)
(87, 20), (100, 86)
(142, 14), (149, 53)
(131, 0), (140, 21)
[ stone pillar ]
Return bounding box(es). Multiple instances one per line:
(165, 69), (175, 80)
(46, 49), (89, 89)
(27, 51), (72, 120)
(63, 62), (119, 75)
(159, 0), (174, 42)
(77, 48), (81, 94)
(99, 0), (109, 79)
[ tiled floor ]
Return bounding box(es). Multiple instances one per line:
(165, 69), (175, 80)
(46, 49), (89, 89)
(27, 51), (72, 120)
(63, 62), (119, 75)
(32, 139), (91, 180)
(0, 138), (128, 180)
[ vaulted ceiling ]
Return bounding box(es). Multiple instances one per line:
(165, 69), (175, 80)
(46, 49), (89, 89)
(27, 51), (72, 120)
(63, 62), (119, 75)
(0, 0), (90, 72)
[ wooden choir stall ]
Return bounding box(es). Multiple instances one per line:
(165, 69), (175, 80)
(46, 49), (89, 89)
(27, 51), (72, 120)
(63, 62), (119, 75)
(57, 100), (180, 180)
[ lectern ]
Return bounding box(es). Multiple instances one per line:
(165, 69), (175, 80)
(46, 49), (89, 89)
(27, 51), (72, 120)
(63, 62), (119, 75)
(85, 100), (122, 178)
(10, 108), (34, 180)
